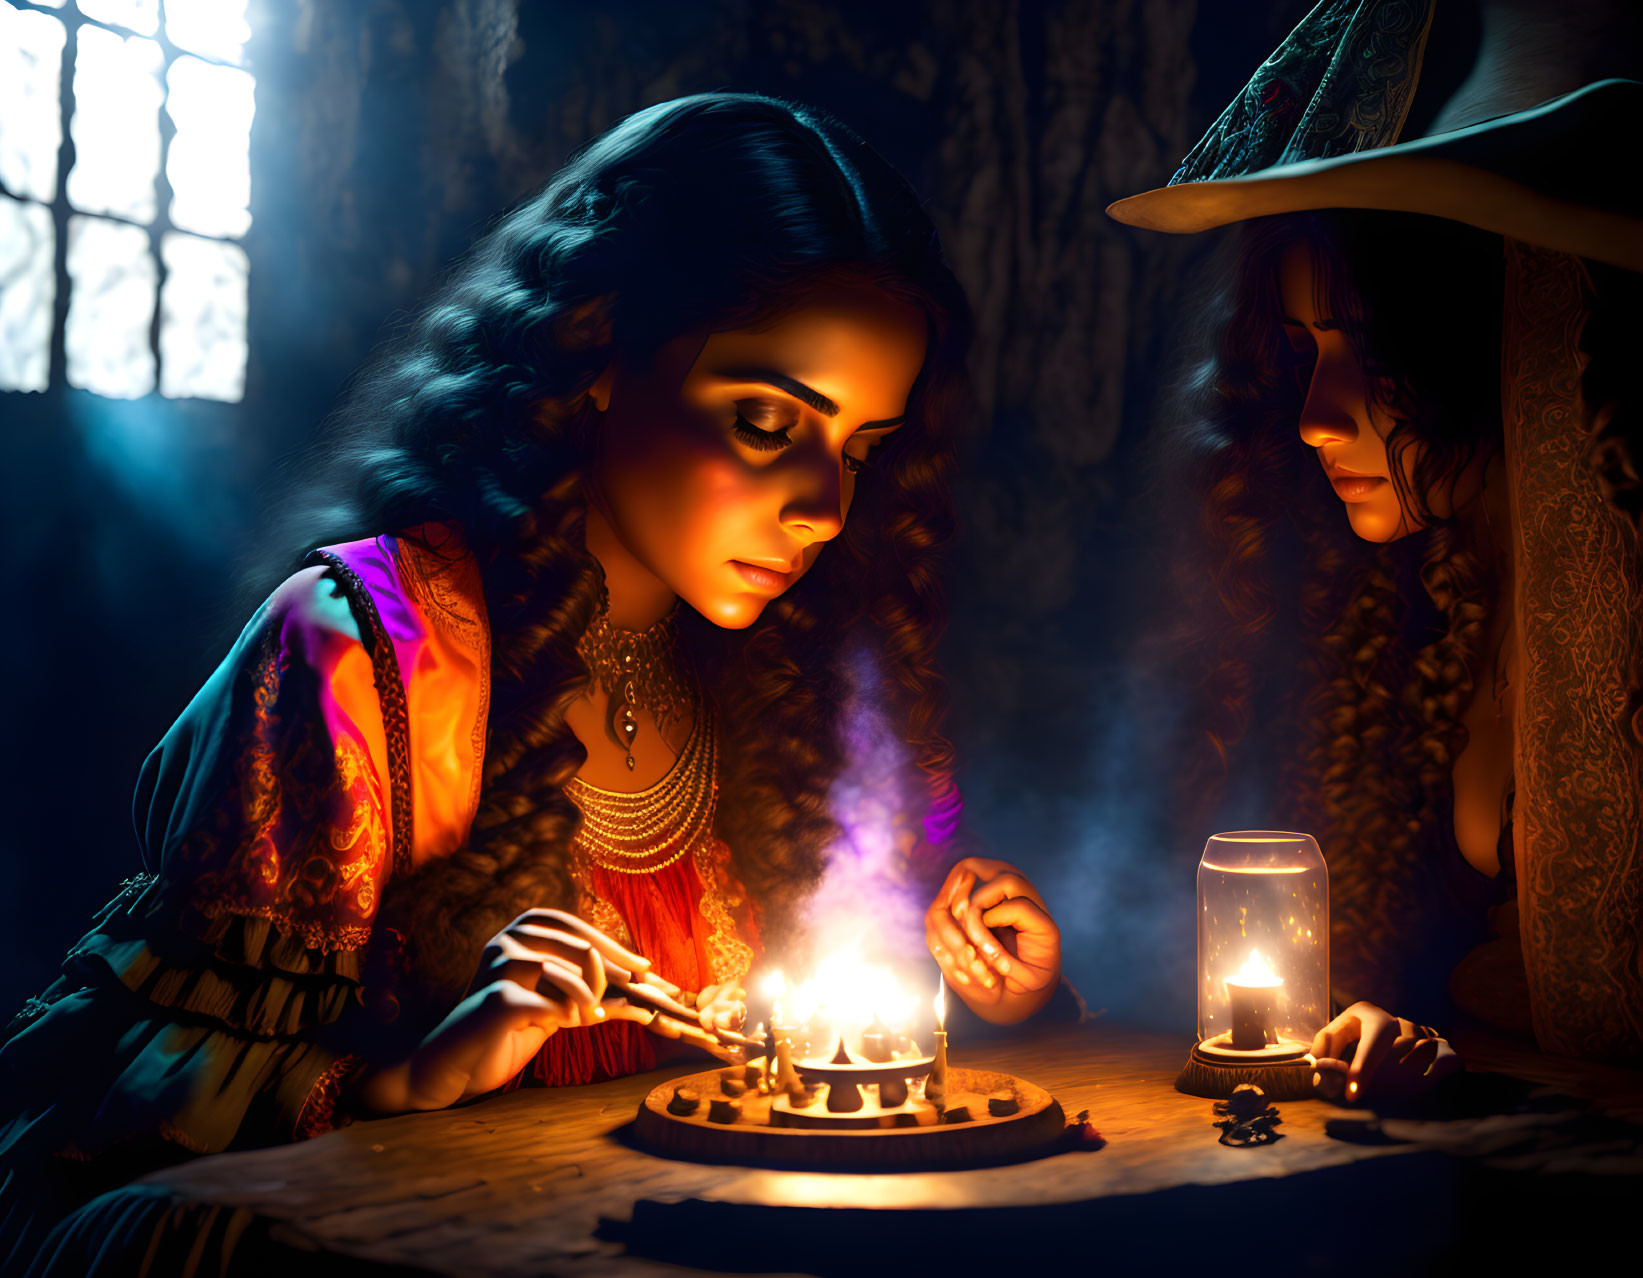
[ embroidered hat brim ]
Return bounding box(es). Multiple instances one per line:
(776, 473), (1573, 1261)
(1107, 78), (1643, 272)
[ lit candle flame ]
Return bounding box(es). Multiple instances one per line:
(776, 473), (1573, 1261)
(761, 968), (788, 1026)
(782, 947), (914, 1034)
(934, 973), (946, 1029)
(757, 948), (935, 1050)
(1228, 948), (1283, 989)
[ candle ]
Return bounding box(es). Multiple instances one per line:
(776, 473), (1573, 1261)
(1225, 949), (1283, 1051)
(861, 1015), (892, 1062)
(771, 1025), (803, 1096)
(926, 975), (949, 1108)
(750, 1023), (769, 1093)
(761, 968), (788, 1036)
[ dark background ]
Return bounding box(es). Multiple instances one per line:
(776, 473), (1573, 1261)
(1, 1), (1301, 1029)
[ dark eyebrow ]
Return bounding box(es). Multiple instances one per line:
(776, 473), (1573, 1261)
(1280, 315), (1336, 332)
(716, 368), (839, 417)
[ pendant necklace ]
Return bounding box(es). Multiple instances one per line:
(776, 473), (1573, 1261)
(575, 597), (693, 770)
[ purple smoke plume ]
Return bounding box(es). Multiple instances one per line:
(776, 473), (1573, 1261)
(800, 646), (946, 974)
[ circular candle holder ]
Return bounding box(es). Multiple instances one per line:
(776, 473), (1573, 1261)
(1180, 1033), (1315, 1101)
(778, 1053), (936, 1126)
(632, 1059), (1065, 1170)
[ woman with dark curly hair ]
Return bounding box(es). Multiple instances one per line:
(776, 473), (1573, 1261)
(0, 92), (1063, 1268)
(1173, 209), (1509, 1095)
(1112, 0), (1643, 1094)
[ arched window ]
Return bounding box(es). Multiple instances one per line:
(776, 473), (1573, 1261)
(0, 0), (254, 401)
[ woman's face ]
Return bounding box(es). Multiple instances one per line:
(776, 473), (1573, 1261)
(587, 281), (928, 629)
(1279, 244), (1482, 544)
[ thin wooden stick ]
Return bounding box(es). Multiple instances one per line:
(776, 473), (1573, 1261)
(604, 964), (760, 1052)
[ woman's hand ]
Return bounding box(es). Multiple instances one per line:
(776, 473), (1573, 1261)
(694, 982), (748, 1036)
(1310, 1001), (1462, 1104)
(924, 857), (1061, 1025)
(350, 910), (659, 1115)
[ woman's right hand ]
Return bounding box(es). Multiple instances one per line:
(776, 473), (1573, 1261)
(350, 910), (660, 1115)
(1310, 1001), (1462, 1104)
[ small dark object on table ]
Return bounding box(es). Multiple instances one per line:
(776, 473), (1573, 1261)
(1064, 1108), (1106, 1150)
(707, 1097), (741, 1124)
(666, 1086), (700, 1116)
(1213, 1083), (1284, 1146)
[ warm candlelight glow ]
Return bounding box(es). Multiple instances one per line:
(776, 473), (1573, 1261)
(1225, 947), (1283, 1051)
(762, 969), (789, 1027)
(934, 974), (946, 1029)
(785, 947), (914, 1034)
(1228, 948), (1283, 989)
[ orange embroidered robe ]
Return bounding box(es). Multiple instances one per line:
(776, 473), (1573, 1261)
(0, 525), (757, 1190)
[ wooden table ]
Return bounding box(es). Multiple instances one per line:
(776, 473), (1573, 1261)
(124, 1020), (1643, 1276)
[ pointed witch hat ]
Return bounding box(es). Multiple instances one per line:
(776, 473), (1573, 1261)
(1106, 0), (1643, 271)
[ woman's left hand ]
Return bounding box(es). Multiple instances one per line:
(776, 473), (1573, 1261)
(694, 982), (747, 1036)
(924, 857), (1061, 1025)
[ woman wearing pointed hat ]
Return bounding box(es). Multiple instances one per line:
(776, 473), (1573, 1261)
(1110, 0), (1643, 1095)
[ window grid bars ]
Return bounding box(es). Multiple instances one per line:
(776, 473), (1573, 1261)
(0, 0), (249, 397)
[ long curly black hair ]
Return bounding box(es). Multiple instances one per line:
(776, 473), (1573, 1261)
(285, 93), (972, 1021)
(1170, 211), (1505, 1012)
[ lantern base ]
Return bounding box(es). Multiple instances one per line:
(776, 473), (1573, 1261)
(1176, 1037), (1316, 1101)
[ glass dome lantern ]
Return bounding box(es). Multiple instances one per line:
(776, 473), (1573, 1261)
(1179, 831), (1329, 1099)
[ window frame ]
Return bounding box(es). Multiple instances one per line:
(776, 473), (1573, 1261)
(0, 0), (253, 401)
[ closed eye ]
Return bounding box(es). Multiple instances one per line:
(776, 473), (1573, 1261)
(732, 412), (791, 452)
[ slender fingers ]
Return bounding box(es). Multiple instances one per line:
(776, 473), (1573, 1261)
(979, 897), (1058, 945)
(1311, 1056), (1350, 1101)
(697, 984), (747, 1034)
(643, 1011), (742, 1063)
(944, 873), (1000, 988)
(511, 909), (651, 974)
(1310, 1006), (1370, 1061)
(978, 901), (1058, 990)
(968, 871), (1049, 915)
(614, 974), (703, 1024)
(926, 900), (983, 988)
(484, 934), (583, 994)
(1345, 1020), (1402, 1101)
(949, 856), (1021, 884)
(478, 978), (575, 1034)
(635, 970), (683, 999)
(596, 998), (656, 1026)
(1397, 1035), (1461, 1084)
(1424, 1040), (1463, 1083)
(952, 878), (1011, 977)
(1396, 1035), (1437, 1070)
(508, 926), (609, 1003)
(537, 955), (606, 1027)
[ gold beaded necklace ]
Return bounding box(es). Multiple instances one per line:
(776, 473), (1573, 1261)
(566, 712), (718, 874)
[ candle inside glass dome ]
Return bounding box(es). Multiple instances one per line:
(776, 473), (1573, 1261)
(1196, 831), (1329, 1053)
(1179, 832), (1327, 1100)
(1225, 948), (1283, 1050)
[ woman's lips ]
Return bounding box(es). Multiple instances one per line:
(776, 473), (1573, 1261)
(1330, 474), (1389, 502)
(730, 560), (793, 593)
